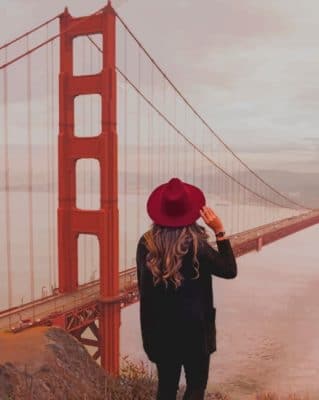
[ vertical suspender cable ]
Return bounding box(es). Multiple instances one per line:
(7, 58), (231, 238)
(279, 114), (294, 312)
(51, 40), (57, 289)
(265, 187), (269, 224)
(268, 193), (271, 224)
(265, 186), (268, 222)
(90, 43), (94, 273)
(46, 25), (53, 292)
(158, 77), (162, 182)
(277, 195), (281, 220)
(3, 49), (13, 312)
(237, 164), (241, 232)
(243, 185), (248, 229)
(82, 38), (87, 282)
(150, 64), (154, 189)
(245, 174), (250, 229)
(261, 185), (264, 226)
(239, 181), (243, 232)
(230, 157), (234, 234)
(260, 183), (264, 224)
(26, 36), (35, 306)
(200, 124), (204, 189)
(164, 84), (167, 179)
(166, 79), (169, 180)
(168, 84), (171, 179)
(216, 143), (220, 207)
(222, 150), (226, 217)
(167, 81), (169, 179)
(248, 174), (254, 229)
(244, 176), (249, 229)
(210, 134), (214, 204)
(237, 164), (240, 234)
(184, 103), (187, 181)
(258, 184), (261, 226)
(137, 46), (141, 237)
(192, 116), (195, 184)
(245, 173), (249, 230)
(229, 155), (232, 230)
(255, 179), (260, 225)
(225, 152), (228, 230)
(123, 30), (128, 267)
(266, 190), (268, 223)
(216, 144), (220, 205)
(231, 162), (234, 232)
(174, 90), (177, 176)
(147, 69), (151, 191)
(252, 176), (256, 228)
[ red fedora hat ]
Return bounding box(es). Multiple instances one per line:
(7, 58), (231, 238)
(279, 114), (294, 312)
(146, 178), (206, 227)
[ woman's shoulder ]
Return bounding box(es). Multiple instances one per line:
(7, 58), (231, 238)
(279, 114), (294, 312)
(137, 231), (151, 250)
(136, 233), (150, 267)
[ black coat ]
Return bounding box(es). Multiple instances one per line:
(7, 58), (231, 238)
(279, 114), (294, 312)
(136, 234), (237, 363)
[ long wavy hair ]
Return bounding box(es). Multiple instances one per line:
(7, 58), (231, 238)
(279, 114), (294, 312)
(143, 222), (209, 289)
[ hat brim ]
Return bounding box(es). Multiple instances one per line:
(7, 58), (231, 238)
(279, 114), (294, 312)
(147, 182), (206, 227)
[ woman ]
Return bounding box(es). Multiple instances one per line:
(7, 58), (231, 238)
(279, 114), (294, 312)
(136, 177), (237, 400)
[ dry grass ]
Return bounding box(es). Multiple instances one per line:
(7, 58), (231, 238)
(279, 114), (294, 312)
(103, 355), (157, 399)
(102, 355), (226, 399)
(255, 393), (311, 400)
(102, 356), (312, 400)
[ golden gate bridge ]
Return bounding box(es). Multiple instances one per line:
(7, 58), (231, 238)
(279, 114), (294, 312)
(0, 2), (318, 376)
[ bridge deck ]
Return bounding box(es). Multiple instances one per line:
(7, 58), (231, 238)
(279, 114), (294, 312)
(1, 209), (318, 331)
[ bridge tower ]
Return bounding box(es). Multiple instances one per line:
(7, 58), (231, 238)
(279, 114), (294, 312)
(58, 3), (120, 374)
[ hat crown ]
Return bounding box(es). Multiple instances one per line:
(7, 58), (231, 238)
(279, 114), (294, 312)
(161, 178), (190, 216)
(146, 177), (205, 227)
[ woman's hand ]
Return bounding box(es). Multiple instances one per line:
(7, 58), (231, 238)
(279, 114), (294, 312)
(199, 206), (224, 234)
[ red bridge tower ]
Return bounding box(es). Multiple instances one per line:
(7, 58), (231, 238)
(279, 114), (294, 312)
(58, 3), (120, 375)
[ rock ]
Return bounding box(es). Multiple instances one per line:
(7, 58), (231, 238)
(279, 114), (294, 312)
(0, 326), (107, 400)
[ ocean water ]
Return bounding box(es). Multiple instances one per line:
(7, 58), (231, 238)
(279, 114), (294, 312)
(120, 223), (319, 399)
(1, 189), (318, 398)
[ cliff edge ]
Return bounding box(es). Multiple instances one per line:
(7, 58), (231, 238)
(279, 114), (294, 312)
(0, 327), (107, 400)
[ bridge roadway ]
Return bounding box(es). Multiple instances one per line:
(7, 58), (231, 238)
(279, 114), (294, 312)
(1, 209), (318, 331)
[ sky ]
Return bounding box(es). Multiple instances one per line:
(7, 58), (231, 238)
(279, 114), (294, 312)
(0, 0), (318, 183)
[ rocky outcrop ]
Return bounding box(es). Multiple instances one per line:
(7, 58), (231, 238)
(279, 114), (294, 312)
(0, 327), (107, 400)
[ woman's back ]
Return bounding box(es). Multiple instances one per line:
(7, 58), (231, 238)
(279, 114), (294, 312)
(137, 177), (237, 399)
(136, 230), (237, 361)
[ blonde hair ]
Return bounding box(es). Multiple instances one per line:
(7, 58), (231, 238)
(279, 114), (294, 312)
(143, 223), (209, 289)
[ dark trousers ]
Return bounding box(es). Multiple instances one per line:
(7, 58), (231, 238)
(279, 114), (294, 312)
(155, 352), (211, 400)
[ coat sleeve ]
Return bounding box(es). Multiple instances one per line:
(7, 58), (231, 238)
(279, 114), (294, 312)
(199, 238), (237, 279)
(136, 236), (157, 359)
(136, 237), (144, 294)
(136, 237), (147, 297)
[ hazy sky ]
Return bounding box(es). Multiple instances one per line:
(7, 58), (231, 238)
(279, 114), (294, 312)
(1, 0), (318, 174)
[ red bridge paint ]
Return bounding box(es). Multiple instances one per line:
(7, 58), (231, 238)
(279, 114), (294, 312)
(58, 3), (120, 375)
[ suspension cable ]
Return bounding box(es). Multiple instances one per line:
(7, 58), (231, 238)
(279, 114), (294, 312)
(114, 13), (311, 211)
(0, 5), (107, 70)
(0, 14), (61, 51)
(86, 32), (308, 210)
(115, 67), (301, 211)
